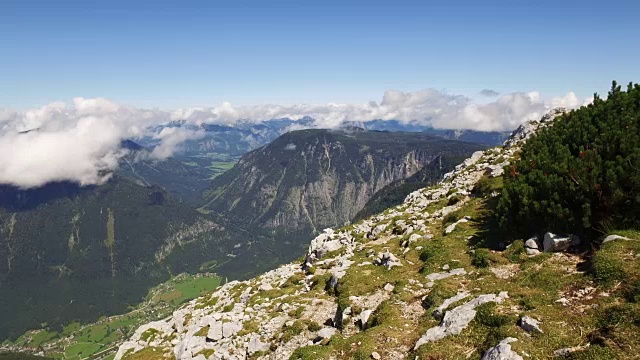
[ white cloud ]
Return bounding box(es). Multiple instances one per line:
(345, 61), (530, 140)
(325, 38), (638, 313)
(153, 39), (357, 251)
(0, 88), (590, 188)
(149, 127), (205, 160)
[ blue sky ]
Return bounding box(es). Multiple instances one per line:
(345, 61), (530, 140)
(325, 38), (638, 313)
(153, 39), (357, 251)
(2, 0), (639, 109)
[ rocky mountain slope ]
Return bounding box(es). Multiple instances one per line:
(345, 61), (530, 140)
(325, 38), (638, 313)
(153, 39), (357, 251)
(201, 129), (485, 239)
(114, 108), (640, 360)
(352, 154), (469, 222)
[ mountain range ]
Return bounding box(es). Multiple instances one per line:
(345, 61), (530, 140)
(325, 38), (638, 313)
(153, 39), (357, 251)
(200, 128), (485, 240)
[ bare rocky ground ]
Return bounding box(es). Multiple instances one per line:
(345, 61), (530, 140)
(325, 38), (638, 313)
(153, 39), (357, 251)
(115, 109), (640, 360)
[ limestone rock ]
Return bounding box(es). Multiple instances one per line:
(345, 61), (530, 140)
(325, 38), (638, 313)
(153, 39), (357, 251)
(207, 322), (223, 341)
(433, 291), (470, 320)
(259, 282), (273, 291)
(602, 234), (631, 244)
(371, 351), (381, 359)
(247, 335), (270, 354)
(316, 327), (337, 341)
(518, 315), (543, 333)
(444, 217), (470, 235)
(524, 237), (541, 255)
(543, 232), (580, 252)
(375, 250), (403, 269)
(481, 337), (523, 360)
(359, 309), (373, 330)
(426, 268), (467, 282)
(222, 321), (242, 338)
(414, 292), (508, 349)
(553, 344), (590, 357)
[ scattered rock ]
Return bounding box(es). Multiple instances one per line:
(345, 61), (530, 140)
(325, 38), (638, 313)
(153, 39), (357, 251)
(543, 232), (580, 252)
(518, 315), (543, 333)
(207, 322), (223, 341)
(602, 234), (631, 244)
(426, 268), (467, 283)
(433, 291), (470, 320)
(553, 344), (590, 357)
(247, 335), (270, 354)
(375, 250), (403, 269)
(370, 224), (387, 238)
(222, 321), (242, 338)
(359, 310), (373, 330)
(524, 237), (541, 255)
(371, 351), (381, 359)
(328, 270), (346, 292)
(490, 264), (519, 279)
(414, 292), (509, 349)
(316, 327), (337, 342)
(408, 234), (422, 244)
(555, 297), (569, 306)
(481, 337), (523, 360)
(258, 282), (273, 291)
(444, 217), (470, 235)
(383, 283), (395, 292)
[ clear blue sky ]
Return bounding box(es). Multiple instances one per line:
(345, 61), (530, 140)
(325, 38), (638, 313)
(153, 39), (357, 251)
(2, 0), (639, 109)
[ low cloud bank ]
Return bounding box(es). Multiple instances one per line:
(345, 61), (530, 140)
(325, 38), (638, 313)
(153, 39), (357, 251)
(0, 89), (591, 188)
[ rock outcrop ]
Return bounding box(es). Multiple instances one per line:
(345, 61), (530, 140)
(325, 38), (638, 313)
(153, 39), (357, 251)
(481, 338), (523, 360)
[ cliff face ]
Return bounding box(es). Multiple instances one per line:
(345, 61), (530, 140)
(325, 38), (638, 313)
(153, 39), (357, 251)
(202, 129), (485, 237)
(115, 111), (597, 360)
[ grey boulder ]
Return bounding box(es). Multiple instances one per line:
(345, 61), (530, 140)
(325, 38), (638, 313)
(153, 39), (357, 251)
(543, 233), (580, 252)
(481, 337), (523, 360)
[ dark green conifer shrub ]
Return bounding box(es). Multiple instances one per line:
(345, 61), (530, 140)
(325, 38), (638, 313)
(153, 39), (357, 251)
(496, 82), (640, 243)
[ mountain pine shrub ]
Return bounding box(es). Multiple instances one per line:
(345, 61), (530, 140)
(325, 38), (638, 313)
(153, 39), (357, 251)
(496, 81), (640, 244)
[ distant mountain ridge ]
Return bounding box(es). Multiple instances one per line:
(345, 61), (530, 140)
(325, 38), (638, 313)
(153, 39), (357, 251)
(138, 117), (507, 160)
(201, 128), (486, 240)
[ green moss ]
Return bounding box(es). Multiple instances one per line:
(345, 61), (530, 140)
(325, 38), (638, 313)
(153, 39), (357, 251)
(288, 306), (305, 319)
(474, 303), (511, 328)
(289, 345), (332, 359)
(122, 347), (170, 360)
(282, 273), (305, 288)
(371, 300), (401, 328)
(195, 348), (215, 358)
(442, 211), (461, 226)
(568, 345), (619, 360)
(194, 326), (209, 337)
(282, 320), (308, 343)
(139, 328), (161, 342)
(194, 296), (219, 310)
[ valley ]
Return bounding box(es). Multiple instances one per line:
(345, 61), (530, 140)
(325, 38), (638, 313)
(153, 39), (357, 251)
(1, 273), (222, 360)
